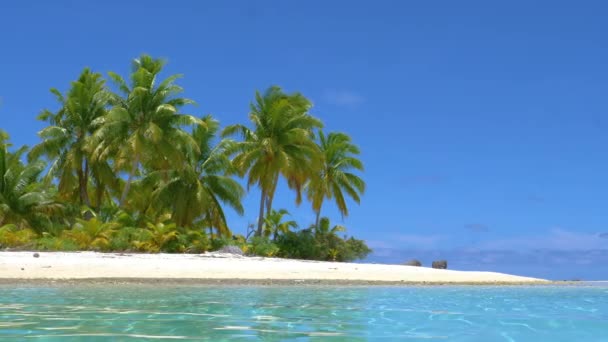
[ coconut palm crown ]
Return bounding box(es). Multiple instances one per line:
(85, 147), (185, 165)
(307, 131), (365, 227)
(222, 86), (322, 236)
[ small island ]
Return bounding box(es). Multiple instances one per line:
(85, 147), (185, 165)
(1, 55), (543, 284)
(0, 56), (369, 261)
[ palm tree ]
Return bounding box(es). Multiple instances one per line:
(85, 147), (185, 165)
(222, 86), (322, 236)
(311, 216), (347, 261)
(307, 131), (365, 228)
(90, 54), (204, 207)
(66, 217), (118, 251)
(263, 209), (298, 241)
(314, 216), (346, 239)
(149, 116), (244, 236)
(29, 68), (116, 210)
(0, 132), (61, 232)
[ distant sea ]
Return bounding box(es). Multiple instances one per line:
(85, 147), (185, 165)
(1, 284), (606, 341)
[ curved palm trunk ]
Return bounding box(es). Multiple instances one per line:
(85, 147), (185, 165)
(95, 184), (103, 213)
(77, 159), (91, 207)
(265, 173), (280, 217)
(314, 203), (323, 230)
(265, 194), (273, 219)
(91, 167), (105, 214)
(257, 173), (279, 237)
(119, 153), (140, 207)
(84, 159), (91, 206)
(256, 189), (266, 237)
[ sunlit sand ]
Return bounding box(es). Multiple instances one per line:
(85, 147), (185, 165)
(0, 252), (547, 284)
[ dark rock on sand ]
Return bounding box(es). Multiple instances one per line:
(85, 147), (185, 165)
(33, 253), (40, 258)
(403, 259), (422, 267)
(218, 245), (244, 256)
(432, 260), (447, 269)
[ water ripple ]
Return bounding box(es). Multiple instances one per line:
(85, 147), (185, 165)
(0, 285), (607, 340)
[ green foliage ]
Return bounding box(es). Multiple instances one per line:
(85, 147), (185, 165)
(0, 224), (37, 249)
(341, 237), (372, 261)
(90, 55), (203, 207)
(37, 234), (80, 251)
(275, 218), (371, 262)
(177, 229), (210, 253)
(0, 133), (62, 233)
(306, 131), (365, 226)
(248, 236), (280, 257)
(0, 56), (370, 263)
(63, 218), (117, 251)
(29, 68), (116, 209)
(148, 116), (244, 237)
(263, 209), (297, 240)
(210, 235), (235, 251)
(232, 234), (247, 245)
(119, 221), (212, 254)
(108, 226), (141, 251)
(275, 230), (319, 260)
(223, 86), (323, 236)
(140, 221), (179, 252)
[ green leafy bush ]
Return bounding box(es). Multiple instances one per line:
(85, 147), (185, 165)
(276, 230), (319, 259)
(63, 218), (117, 251)
(337, 237), (372, 261)
(36, 234), (79, 251)
(174, 229), (209, 253)
(248, 237), (280, 257)
(210, 235), (234, 251)
(275, 229), (371, 262)
(0, 225), (38, 249)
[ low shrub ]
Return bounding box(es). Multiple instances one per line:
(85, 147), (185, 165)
(0, 225), (38, 249)
(36, 234), (79, 251)
(247, 237), (280, 257)
(275, 229), (371, 262)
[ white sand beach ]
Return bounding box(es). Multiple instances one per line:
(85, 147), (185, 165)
(0, 252), (547, 284)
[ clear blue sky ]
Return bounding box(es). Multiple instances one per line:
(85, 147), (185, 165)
(1, 1), (607, 279)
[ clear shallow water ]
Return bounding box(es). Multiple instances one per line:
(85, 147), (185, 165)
(0, 285), (607, 341)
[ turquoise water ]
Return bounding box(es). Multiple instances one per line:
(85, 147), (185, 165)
(1, 285), (607, 341)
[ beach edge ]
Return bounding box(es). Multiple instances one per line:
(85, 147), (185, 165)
(1, 251), (549, 285)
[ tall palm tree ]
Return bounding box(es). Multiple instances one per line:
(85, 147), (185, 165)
(263, 208), (298, 241)
(307, 131), (365, 228)
(90, 55), (204, 207)
(222, 86), (322, 236)
(148, 116), (244, 236)
(29, 68), (116, 209)
(0, 132), (61, 232)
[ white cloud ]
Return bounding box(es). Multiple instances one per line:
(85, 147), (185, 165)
(476, 228), (608, 251)
(323, 89), (364, 107)
(366, 228), (608, 255)
(365, 240), (396, 249)
(394, 234), (447, 249)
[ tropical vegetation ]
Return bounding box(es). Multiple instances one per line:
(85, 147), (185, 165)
(0, 55), (370, 262)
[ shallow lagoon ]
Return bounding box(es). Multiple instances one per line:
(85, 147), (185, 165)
(1, 285), (606, 341)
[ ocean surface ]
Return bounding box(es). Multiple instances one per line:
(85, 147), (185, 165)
(0, 284), (606, 341)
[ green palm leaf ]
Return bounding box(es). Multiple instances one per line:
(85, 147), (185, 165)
(92, 55), (201, 207)
(306, 131), (365, 227)
(29, 68), (115, 209)
(223, 86), (323, 236)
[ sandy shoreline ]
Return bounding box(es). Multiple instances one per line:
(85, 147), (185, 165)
(0, 251), (548, 285)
